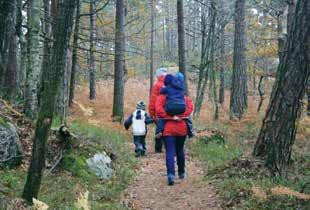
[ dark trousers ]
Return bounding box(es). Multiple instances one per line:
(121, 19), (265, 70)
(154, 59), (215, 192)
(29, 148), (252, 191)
(133, 135), (146, 154)
(163, 136), (186, 177)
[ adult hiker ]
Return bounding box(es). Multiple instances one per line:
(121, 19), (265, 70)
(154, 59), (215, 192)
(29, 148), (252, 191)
(155, 72), (194, 185)
(149, 67), (167, 153)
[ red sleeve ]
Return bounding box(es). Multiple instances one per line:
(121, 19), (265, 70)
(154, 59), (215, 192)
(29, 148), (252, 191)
(179, 97), (194, 118)
(149, 84), (161, 118)
(155, 95), (170, 118)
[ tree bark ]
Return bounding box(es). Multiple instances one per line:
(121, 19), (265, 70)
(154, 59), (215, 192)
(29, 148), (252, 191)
(2, 0), (17, 100)
(253, 0), (310, 176)
(219, 25), (225, 105)
(89, 0), (96, 100)
(112, 0), (125, 122)
(150, 0), (155, 93)
(177, 0), (188, 94)
(24, 0), (43, 119)
(230, 0), (248, 120)
(22, 0), (76, 203)
(69, 0), (81, 107)
(0, 1), (11, 87)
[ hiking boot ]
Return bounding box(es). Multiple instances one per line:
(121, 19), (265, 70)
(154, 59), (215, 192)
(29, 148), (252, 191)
(167, 174), (175, 186)
(168, 177), (174, 186)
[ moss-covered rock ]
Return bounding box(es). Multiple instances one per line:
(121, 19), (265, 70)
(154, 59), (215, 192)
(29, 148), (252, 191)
(0, 122), (23, 168)
(61, 153), (92, 181)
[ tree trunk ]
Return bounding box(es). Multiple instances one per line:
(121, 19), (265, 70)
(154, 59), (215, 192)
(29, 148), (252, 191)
(219, 25), (225, 105)
(257, 76), (265, 112)
(253, 0), (310, 176)
(112, 0), (125, 122)
(307, 81), (310, 116)
(24, 0), (43, 119)
(0, 1), (11, 88)
(89, 0), (96, 100)
(150, 0), (155, 93)
(230, 0), (248, 120)
(194, 2), (215, 116)
(2, 0), (17, 100)
(177, 0), (188, 94)
(69, 0), (81, 107)
(16, 0), (25, 95)
(22, 0), (76, 203)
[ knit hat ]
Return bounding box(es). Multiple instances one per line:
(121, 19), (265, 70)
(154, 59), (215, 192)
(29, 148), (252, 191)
(164, 74), (174, 86)
(175, 72), (184, 82)
(155, 68), (167, 78)
(136, 101), (145, 110)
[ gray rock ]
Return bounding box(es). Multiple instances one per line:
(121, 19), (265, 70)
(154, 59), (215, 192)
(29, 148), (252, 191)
(86, 152), (113, 180)
(0, 122), (23, 168)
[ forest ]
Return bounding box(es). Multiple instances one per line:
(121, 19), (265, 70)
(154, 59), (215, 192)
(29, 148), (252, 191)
(0, 0), (309, 209)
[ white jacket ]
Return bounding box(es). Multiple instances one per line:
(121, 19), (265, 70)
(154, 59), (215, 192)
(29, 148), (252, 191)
(132, 110), (146, 136)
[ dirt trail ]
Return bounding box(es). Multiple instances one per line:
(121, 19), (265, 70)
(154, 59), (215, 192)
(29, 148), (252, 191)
(121, 139), (222, 210)
(73, 80), (222, 210)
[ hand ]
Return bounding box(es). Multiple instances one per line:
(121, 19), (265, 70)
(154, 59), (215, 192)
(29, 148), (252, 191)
(172, 115), (181, 121)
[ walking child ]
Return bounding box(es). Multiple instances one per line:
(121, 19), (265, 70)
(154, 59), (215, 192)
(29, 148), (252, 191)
(124, 101), (154, 156)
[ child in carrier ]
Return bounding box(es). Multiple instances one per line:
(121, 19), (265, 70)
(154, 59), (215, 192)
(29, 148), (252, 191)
(155, 72), (194, 139)
(124, 101), (154, 157)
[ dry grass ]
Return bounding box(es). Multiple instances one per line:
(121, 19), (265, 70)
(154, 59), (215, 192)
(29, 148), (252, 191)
(71, 77), (309, 149)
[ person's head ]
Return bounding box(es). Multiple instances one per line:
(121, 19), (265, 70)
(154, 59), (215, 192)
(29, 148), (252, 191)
(155, 68), (167, 78)
(174, 72), (184, 83)
(136, 101), (145, 110)
(164, 74), (174, 86)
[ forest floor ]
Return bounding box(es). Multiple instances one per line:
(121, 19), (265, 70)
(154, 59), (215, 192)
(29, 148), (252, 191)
(72, 78), (310, 209)
(1, 77), (308, 209)
(72, 79), (223, 210)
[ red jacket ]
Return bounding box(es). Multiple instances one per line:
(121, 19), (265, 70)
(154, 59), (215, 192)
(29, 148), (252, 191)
(155, 95), (194, 137)
(149, 75), (165, 118)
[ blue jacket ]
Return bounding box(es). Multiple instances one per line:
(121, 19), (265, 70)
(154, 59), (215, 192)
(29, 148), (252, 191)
(160, 78), (185, 106)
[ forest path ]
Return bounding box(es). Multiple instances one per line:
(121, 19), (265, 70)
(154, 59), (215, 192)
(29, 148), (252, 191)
(120, 137), (222, 210)
(73, 81), (222, 210)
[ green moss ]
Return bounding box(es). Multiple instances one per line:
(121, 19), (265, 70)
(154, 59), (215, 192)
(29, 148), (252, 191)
(0, 121), (137, 209)
(61, 153), (93, 181)
(0, 117), (8, 127)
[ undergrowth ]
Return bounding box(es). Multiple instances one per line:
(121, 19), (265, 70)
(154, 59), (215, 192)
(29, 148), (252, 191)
(190, 122), (310, 210)
(0, 120), (137, 209)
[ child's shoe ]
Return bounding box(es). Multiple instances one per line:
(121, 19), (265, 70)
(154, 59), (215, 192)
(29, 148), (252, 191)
(179, 172), (186, 179)
(155, 132), (162, 139)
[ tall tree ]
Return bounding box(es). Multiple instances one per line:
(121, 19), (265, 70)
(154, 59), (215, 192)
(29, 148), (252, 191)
(89, 0), (96, 100)
(150, 0), (155, 93)
(24, 0), (43, 119)
(253, 0), (309, 176)
(0, 1), (11, 87)
(230, 0), (248, 119)
(218, 24), (226, 105)
(177, 0), (188, 94)
(69, 0), (81, 107)
(23, 0), (76, 203)
(2, 0), (18, 100)
(112, 0), (125, 122)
